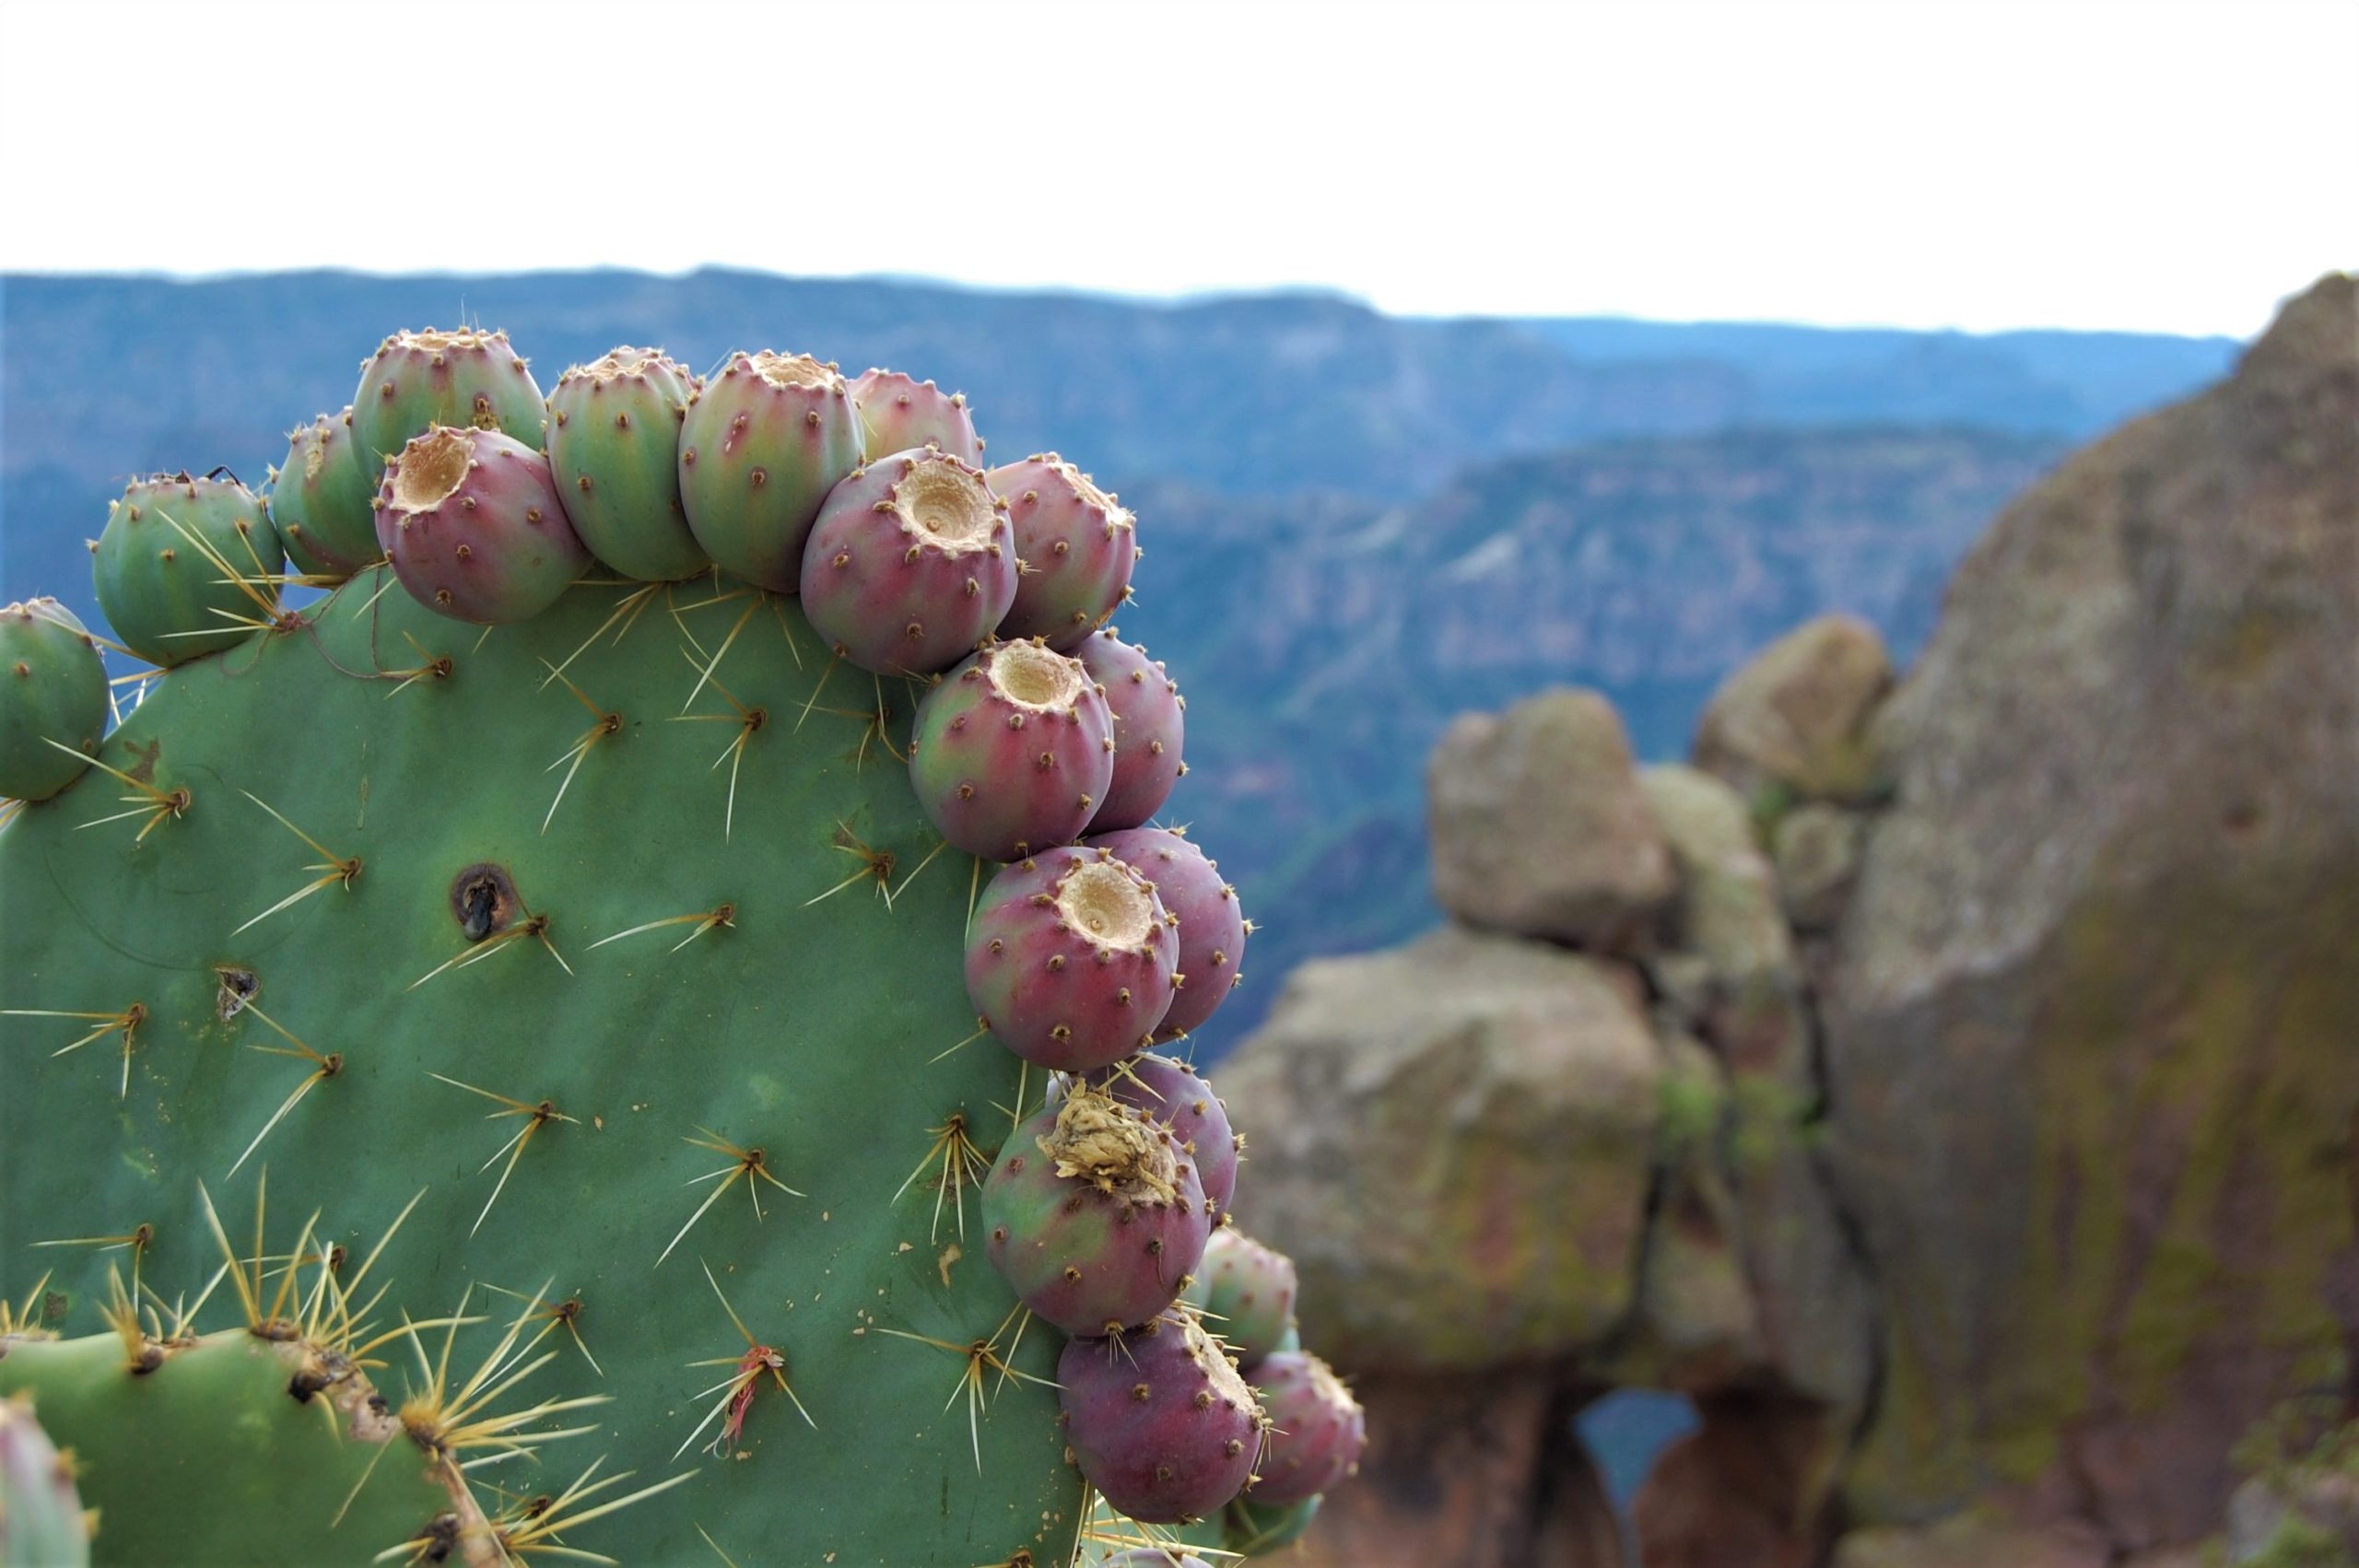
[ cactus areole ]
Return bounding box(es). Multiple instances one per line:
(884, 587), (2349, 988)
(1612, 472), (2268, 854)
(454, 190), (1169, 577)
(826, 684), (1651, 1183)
(0, 320), (1348, 1565)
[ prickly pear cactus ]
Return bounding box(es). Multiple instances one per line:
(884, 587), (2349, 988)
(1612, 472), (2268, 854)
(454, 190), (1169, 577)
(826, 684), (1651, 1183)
(0, 326), (1358, 1565)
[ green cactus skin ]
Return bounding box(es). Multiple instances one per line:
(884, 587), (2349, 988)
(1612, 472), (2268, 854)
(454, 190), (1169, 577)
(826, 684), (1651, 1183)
(0, 1392), (91, 1568)
(90, 473), (284, 666)
(678, 352), (863, 592)
(350, 328), (547, 491)
(0, 1330), (466, 1566)
(546, 348), (710, 583)
(1221, 1494), (1320, 1556)
(0, 567), (1090, 1564)
(267, 410), (381, 579)
(0, 600), (107, 802)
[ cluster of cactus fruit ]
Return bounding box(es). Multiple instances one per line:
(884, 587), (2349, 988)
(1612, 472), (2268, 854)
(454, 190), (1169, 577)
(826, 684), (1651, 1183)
(0, 324), (1364, 1566)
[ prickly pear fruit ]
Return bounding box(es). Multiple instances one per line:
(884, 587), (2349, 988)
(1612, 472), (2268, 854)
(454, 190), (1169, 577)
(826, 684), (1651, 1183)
(350, 326), (546, 488)
(267, 409), (381, 578)
(802, 450), (1016, 674)
(0, 599), (107, 802)
(1058, 1310), (1263, 1523)
(910, 640), (1115, 860)
(547, 346), (709, 582)
(0, 1394), (89, 1568)
(1088, 1052), (1238, 1226)
(1086, 828), (1248, 1039)
(991, 455), (1136, 650)
(850, 369), (982, 465)
(1187, 1229), (1297, 1370)
(91, 472), (283, 665)
(1243, 1351), (1364, 1505)
(1223, 1494), (1322, 1556)
(983, 1086), (1210, 1335)
(678, 350), (862, 591)
(1103, 1551), (1213, 1568)
(1078, 630), (1185, 832)
(372, 427), (590, 623)
(966, 847), (1179, 1071)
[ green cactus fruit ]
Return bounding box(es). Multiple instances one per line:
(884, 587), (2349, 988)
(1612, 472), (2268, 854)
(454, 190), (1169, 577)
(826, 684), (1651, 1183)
(0, 599), (108, 802)
(1222, 1494), (1320, 1556)
(850, 369), (983, 466)
(0, 1392), (90, 1568)
(91, 472), (284, 666)
(983, 1087), (1211, 1336)
(546, 347), (711, 583)
(678, 351), (863, 591)
(0, 562), (1093, 1564)
(372, 427), (591, 624)
(267, 410), (381, 579)
(1184, 1230), (1297, 1370)
(350, 327), (546, 490)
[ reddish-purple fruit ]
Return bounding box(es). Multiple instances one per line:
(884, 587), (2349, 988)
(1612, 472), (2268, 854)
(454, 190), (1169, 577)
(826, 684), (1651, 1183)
(981, 1086), (1210, 1336)
(1186, 1229), (1297, 1371)
(990, 454), (1136, 650)
(909, 641), (1115, 860)
(1078, 629), (1185, 832)
(966, 848), (1179, 1071)
(849, 369), (982, 465)
(1104, 1554), (1212, 1568)
(1086, 828), (1248, 1039)
(1249, 1351), (1366, 1506)
(678, 351), (862, 591)
(1087, 1052), (1238, 1226)
(372, 427), (590, 624)
(801, 450), (1016, 674)
(1058, 1310), (1264, 1523)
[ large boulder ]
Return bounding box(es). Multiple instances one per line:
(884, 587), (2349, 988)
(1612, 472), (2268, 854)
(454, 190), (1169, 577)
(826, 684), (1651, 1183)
(1821, 274), (2359, 1547)
(1220, 924), (1661, 1371)
(1427, 688), (1674, 951)
(1692, 614), (1894, 805)
(1634, 1393), (1845, 1568)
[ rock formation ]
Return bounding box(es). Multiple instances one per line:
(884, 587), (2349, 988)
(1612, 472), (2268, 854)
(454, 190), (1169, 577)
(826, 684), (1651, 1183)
(1216, 273), (2356, 1565)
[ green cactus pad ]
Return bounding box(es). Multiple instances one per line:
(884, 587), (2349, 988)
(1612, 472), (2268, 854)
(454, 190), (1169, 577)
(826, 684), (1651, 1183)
(0, 599), (108, 802)
(0, 568), (1088, 1564)
(90, 474), (284, 667)
(0, 1329), (461, 1566)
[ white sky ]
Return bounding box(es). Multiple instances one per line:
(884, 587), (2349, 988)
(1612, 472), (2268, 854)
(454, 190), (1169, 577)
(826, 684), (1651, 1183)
(3, 0), (2353, 336)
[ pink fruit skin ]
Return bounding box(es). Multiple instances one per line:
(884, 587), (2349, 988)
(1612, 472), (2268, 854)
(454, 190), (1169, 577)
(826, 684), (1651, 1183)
(849, 369), (982, 464)
(965, 848), (1179, 1071)
(1058, 1312), (1262, 1523)
(1086, 828), (1248, 1038)
(373, 428), (589, 625)
(981, 1100), (1210, 1336)
(1079, 630), (1185, 832)
(1087, 1052), (1238, 1223)
(909, 644), (1115, 860)
(990, 454), (1136, 650)
(800, 450), (1016, 675)
(1246, 1351), (1366, 1505)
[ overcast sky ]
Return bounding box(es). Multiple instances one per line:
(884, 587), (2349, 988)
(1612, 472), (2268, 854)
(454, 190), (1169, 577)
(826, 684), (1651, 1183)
(3, 0), (2352, 336)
